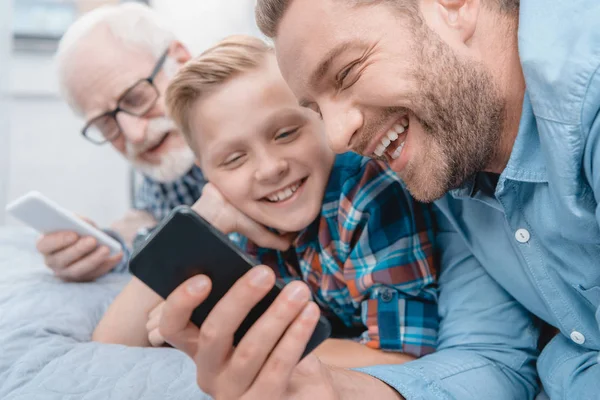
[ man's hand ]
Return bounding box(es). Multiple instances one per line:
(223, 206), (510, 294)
(285, 356), (405, 400)
(193, 183), (292, 251)
(159, 269), (404, 400)
(36, 217), (123, 282)
(159, 266), (321, 398)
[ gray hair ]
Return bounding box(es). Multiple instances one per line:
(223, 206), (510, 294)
(55, 3), (176, 115)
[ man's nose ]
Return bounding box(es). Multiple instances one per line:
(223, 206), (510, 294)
(320, 100), (363, 154)
(117, 113), (147, 145)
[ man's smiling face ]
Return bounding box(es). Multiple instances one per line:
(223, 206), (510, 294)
(273, 0), (506, 202)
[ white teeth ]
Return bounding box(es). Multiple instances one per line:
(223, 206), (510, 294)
(394, 124), (405, 134)
(391, 142), (405, 160)
(372, 117), (409, 158)
(266, 181), (302, 202)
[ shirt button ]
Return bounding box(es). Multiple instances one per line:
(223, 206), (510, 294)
(570, 331), (586, 345)
(515, 229), (530, 243)
(381, 289), (393, 302)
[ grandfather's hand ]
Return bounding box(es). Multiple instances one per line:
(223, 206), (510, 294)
(193, 183), (292, 251)
(158, 269), (405, 400)
(36, 217), (123, 282)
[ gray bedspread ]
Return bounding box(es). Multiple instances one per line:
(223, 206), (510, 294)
(0, 227), (209, 399)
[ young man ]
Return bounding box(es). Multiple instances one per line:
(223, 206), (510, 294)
(35, 3), (207, 282)
(94, 36), (438, 372)
(178, 0), (598, 399)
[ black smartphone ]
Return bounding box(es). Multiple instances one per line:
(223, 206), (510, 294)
(129, 205), (331, 359)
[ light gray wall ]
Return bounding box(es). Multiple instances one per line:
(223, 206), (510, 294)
(150, 0), (262, 54)
(3, 51), (130, 227)
(0, 1), (12, 225)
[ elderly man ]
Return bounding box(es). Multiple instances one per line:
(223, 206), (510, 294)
(36, 3), (206, 282)
(158, 0), (600, 399)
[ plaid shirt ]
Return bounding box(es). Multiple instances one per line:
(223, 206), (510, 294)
(133, 165), (207, 221)
(231, 153), (438, 357)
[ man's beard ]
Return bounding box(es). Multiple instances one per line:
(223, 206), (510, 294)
(126, 116), (196, 183)
(397, 23), (505, 202)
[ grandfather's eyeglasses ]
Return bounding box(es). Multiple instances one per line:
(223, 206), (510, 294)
(81, 48), (170, 145)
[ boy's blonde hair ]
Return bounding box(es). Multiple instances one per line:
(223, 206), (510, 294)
(166, 35), (273, 145)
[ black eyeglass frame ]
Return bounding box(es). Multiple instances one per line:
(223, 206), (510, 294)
(81, 48), (170, 145)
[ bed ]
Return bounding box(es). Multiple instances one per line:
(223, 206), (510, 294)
(0, 226), (210, 399)
(0, 226), (551, 400)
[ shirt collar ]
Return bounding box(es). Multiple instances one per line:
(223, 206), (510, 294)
(450, 92), (547, 199)
(500, 92), (548, 183)
(293, 216), (320, 250)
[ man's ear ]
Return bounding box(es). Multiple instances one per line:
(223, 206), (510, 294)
(167, 40), (192, 64)
(422, 0), (480, 44)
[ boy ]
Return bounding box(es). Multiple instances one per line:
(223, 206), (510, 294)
(94, 36), (438, 368)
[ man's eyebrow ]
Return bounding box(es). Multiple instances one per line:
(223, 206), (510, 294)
(298, 41), (367, 108)
(308, 41), (359, 90)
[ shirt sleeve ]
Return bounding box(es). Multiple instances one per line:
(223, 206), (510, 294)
(103, 228), (130, 274)
(356, 204), (540, 400)
(583, 64), (600, 263)
(338, 162), (438, 357)
(547, 59), (600, 400)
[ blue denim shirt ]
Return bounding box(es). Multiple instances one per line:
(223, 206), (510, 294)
(358, 1), (600, 399)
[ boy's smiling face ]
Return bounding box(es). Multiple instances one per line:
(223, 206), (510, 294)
(190, 54), (335, 233)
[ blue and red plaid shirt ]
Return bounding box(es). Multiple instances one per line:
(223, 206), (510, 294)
(231, 153), (438, 357)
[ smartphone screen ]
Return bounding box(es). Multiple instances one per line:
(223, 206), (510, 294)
(129, 206), (331, 358)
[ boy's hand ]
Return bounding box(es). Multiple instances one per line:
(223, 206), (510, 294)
(158, 270), (404, 400)
(193, 183), (292, 251)
(36, 216), (123, 282)
(147, 301), (166, 347)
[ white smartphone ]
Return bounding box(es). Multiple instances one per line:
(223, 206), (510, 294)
(6, 191), (122, 255)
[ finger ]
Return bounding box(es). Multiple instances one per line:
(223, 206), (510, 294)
(194, 266), (276, 383)
(148, 328), (166, 347)
(238, 218), (292, 251)
(77, 251), (124, 282)
(146, 315), (159, 333)
(146, 304), (164, 332)
(148, 302), (165, 321)
(248, 302), (321, 397)
(159, 275), (212, 358)
(36, 231), (79, 255)
(220, 281), (311, 398)
(57, 246), (113, 282)
(45, 236), (98, 270)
